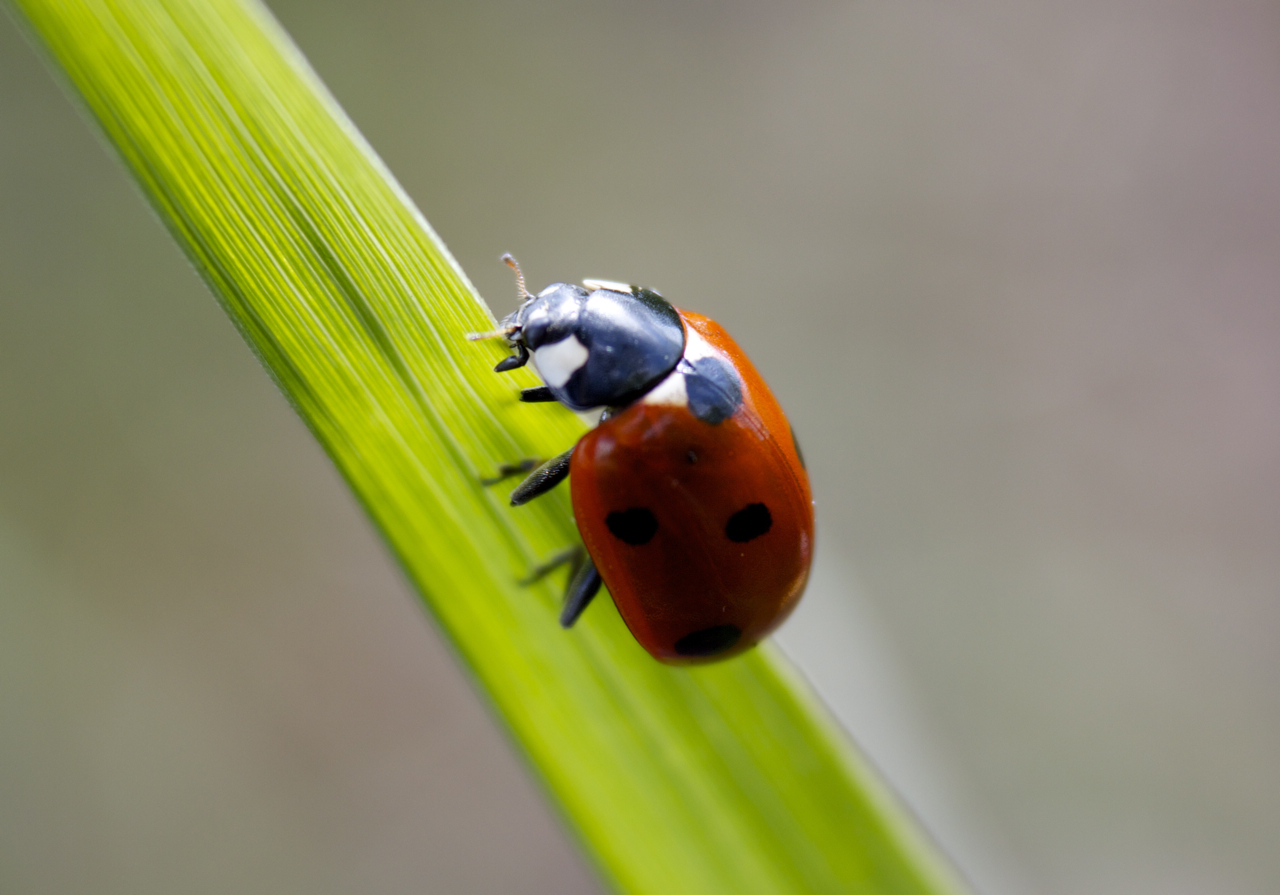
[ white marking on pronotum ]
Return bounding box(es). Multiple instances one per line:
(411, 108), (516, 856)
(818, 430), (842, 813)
(582, 279), (633, 294)
(642, 369), (688, 407)
(641, 328), (720, 408)
(681, 327), (717, 362)
(533, 334), (589, 389)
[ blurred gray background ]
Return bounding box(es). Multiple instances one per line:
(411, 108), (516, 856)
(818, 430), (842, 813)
(2, 1), (1278, 893)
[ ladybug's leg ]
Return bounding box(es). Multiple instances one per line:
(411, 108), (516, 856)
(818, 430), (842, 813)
(493, 343), (529, 373)
(560, 553), (602, 628)
(519, 386), (556, 403)
(509, 447), (573, 506)
(518, 546), (581, 585)
(480, 458), (541, 487)
(517, 545), (602, 627)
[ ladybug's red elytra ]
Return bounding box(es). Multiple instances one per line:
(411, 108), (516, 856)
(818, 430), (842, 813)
(472, 255), (813, 664)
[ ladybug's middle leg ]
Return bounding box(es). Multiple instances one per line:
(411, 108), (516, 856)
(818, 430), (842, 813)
(479, 440), (570, 492)
(509, 447), (573, 506)
(480, 458), (541, 487)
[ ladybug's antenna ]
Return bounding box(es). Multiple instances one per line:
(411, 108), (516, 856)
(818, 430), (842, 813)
(503, 252), (534, 304)
(466, 253), (533, 342)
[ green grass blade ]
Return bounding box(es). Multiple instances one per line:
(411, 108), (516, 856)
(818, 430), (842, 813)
(8, 1), (970, 892)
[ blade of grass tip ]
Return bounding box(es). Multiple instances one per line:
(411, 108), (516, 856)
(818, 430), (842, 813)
(8, 0), (972, 892)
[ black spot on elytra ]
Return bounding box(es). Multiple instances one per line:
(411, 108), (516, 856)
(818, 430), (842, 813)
(790, 426), (806, 469)
(686, 450), (699, 464)
(685, 356), (742, 425)
(725, 503), (772, 543)
(675, 625), (742, 657)
(606, 507), (658, 545)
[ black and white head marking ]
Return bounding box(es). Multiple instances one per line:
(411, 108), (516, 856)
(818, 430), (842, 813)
(532, 332), (589, 389)
(494, 272), (686, 412)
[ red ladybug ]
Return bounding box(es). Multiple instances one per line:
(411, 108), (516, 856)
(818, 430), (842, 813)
(474, 256), (813, 664)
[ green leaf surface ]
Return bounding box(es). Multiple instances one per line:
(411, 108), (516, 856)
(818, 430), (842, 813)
(8, 1), (970, 892)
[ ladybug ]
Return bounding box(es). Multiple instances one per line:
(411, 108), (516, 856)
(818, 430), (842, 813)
(473, 255), (813, 664)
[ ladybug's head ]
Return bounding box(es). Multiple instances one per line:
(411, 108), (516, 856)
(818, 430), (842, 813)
(474, 255), (686, 412)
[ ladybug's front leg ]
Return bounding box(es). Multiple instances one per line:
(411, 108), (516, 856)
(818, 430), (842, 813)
(519, 386), (556, 403)
(492, 343), (529, 373)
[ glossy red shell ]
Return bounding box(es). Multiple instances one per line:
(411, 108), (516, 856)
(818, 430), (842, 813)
(569, 311), (813, 664)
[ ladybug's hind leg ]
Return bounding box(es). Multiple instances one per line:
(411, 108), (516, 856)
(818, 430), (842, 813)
(560, 554), (602, 628)
(519, 546), (581, 585)
(519, 545), (603, 628)
(509, 447), (573, 506)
